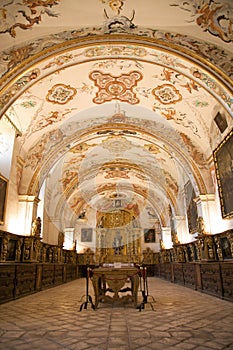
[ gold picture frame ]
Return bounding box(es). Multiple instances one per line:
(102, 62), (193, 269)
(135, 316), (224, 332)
(213, 129), (233, 219)
(0, 174), (8, 225)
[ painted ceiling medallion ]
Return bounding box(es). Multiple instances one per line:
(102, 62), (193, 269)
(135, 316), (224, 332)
(46, 84), (77, 104)
(103, 166), (130, 179)
(89, 70), (142, 104)
(101, 135), (133, 155)
(152, 84), (182, 105)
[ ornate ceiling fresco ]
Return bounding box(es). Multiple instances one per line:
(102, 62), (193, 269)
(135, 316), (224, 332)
(0, 0), (232, 236)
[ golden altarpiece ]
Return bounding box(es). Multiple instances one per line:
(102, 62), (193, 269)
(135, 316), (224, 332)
(95, 209), (141, 264)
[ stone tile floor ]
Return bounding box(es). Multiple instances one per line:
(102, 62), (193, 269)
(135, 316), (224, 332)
(0, 277), (233, 350)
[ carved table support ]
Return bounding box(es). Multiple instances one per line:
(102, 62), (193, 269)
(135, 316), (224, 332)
(91, 267), (139, 308)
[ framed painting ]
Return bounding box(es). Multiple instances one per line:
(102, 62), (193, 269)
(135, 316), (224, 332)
(81, 228), (93, 242)
(214, 112), (228, 133)
(184, 181), (198, 234)
(213, 129), (233, 218)
(144, 229), (156, 243)
(0, 174), (8, 225)
(114, 199), (121, 208)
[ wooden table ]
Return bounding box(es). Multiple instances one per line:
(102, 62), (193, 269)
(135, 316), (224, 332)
(91, 267), (140, 308)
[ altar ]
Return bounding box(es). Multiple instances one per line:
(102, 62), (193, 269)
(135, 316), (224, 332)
(91, 266), (140, 308)
(95, 227), (141, 264)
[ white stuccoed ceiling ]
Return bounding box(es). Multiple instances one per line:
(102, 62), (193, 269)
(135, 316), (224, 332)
(0, 0), (232, 232)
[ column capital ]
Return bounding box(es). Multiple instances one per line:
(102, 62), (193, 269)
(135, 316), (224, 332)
(161, 226), (171, 232)
(18, 195), (40, 204)
(194, 194), (215, 204)
(174, 215), (186, 221)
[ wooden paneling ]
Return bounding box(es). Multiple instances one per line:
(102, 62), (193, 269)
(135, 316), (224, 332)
(160, 263), (172, 281)
(200, 263), (223, 298)
(154, 261), (233, 302)
(41, 264), (55, 289)
(0, 263), (78, 304)
(15, 264), (37, 298)
(54, 265), (63, 285)
(221, 262), (233, 301)
(183, 263), (196, 289)
(0, 261), (232, 304)
(173, 263), (184, 285)
(0, 264), (15, 303)
(66, 265), (78, 281)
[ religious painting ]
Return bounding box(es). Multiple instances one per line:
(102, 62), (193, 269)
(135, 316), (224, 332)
(144, 229), (156, 243)
(7, 239), (17, 261)
(81, 228), (93, 242)
(0, 175), (8, 225)
(114, 199), (122, 208)
(213, 129), (233, 218)
(214, 112), (228, 133)
(185, 181), (198, 234)
(220, 237), (232, 259)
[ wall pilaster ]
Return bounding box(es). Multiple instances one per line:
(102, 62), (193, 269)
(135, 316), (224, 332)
(161, 226), (172, 249)
(195, 194), (217, 234)
(18, 195), (40, 235)
(175, 215), (190, 243)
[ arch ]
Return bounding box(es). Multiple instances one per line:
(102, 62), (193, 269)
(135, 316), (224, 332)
(1, 16), (232, 242)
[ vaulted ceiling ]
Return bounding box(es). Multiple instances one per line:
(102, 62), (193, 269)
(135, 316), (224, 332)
(0, 0), (232, 231)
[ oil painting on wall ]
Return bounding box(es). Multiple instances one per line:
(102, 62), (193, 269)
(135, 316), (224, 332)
(185, 181), (198, 234)
(81, 228), (93, 242)
(144, 229), (156, 243)
(0, 175), (8, 225)
(214, 129), (233, 218)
